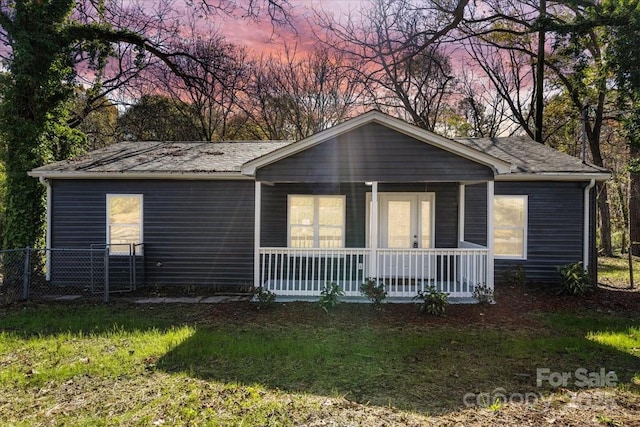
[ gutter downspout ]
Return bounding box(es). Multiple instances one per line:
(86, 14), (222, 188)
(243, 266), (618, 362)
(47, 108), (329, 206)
(38, 176), (52, 280)
(583, 179), (596, 272)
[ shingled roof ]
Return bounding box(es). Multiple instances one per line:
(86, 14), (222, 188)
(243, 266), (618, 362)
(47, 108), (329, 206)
(31, 141), (292, 177)
(455, 136), (608, 176)
(30, 112), (609, 181)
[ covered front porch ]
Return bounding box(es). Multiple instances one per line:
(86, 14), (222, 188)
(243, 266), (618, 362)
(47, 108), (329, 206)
(253, 181), (495, 301)
(240, 112), (510, 302)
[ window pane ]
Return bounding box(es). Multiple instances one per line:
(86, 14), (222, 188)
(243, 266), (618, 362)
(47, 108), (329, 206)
(319, 227), (343, 248)
(290, 196), (314, 226)
(318, 197), (344, 226)
(289, 196), (345, 248)
(421, 200), (431, 249)
(494, 229), (524, 257)
(290, 226), (314, 248)
(109, 196), (141, 224)
(109, 225), (140, 245)
(387, 201), (411, 248)
(494, 197), (525, 227)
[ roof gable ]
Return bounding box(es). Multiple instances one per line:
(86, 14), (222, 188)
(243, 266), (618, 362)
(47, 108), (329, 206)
(241, 110), (513, 176)
(253, 122), (495, 182)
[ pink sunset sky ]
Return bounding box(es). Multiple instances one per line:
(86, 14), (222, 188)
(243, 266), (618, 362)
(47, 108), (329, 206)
(203, 0), (367, 55)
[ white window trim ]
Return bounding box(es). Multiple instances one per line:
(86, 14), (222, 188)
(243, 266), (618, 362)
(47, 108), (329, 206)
(365, 192), (436, 249)
(106, 194), (144, 255)
(494, 194), (528, 260)
(287, 195), (346, 248)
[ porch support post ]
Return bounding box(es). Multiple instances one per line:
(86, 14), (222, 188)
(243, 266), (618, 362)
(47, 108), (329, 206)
(254, 181), (262, 288)
(458, 184), (465, 245)
(486, 180), (495, 288)
(369, 181), (379, 279)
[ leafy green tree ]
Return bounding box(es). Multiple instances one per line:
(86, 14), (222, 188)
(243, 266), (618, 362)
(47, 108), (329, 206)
(463, 0), (618, 255)
(118, 95), (201, 141)
(0, 162), (6, 247)
(69, 90), (119, 150)
(605, 0), (640, 255)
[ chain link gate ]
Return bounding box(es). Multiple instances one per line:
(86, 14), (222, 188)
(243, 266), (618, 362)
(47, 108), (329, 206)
(0, 245), (144, 305)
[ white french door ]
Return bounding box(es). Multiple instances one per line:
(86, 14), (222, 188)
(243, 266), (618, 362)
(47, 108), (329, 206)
(379, 193), (434, 249)
(367, 192), (436, 279)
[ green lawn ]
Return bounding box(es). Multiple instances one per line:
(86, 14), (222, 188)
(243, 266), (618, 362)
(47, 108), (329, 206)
(1, 295), (639, 426)
(599, 254), (640, 288)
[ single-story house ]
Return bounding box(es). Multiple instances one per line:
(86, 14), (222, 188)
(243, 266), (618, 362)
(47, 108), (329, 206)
(29, 110), (610, 301)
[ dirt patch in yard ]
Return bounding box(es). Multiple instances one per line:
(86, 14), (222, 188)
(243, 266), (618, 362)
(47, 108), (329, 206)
(175, 282), (640, 331)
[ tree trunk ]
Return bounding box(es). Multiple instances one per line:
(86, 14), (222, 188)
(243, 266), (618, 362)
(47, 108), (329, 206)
(597, 182), (613, 256)
(616, 180), (628, 253)
(630, 143), (640, 257)
(535, 0), (546, 143)
(586, 112), (613, 256)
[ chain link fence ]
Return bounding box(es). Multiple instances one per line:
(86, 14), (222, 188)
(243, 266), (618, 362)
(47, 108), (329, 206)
(0, 245), (144, 305)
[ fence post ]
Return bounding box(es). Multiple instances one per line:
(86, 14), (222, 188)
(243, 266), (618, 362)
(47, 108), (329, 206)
(104, 247), (110, 302)
(630, 243), (636, 290)
(22, 247), (31, 300)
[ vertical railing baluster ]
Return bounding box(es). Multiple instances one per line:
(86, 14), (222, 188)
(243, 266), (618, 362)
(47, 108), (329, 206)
(330, 249), (335, 286)
(266, 252), (272, 292)
(285, 250), (290, 293)
(259, 250), (264, 291)
(453, 251), (458, 297)
(343, 251), (348, 294)
(307, 249), (312, 296)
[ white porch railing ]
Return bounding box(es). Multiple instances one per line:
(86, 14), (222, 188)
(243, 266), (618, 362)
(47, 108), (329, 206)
(259, 246), (488, 298)
(259, 248), (369, 297)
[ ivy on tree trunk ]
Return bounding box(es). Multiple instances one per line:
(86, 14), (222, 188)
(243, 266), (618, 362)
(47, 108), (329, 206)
(0, 0), (87, 250)
(0, 0), (185, 250)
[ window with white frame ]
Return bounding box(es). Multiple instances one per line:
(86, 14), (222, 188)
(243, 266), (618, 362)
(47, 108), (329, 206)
(107, 194), (143, 254)
(493, 195), (527, 259)
(288, 195), (345, 248)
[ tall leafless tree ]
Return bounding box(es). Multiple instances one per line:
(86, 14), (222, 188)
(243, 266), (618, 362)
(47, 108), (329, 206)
(244, 45), (364, 140)
(456, 69), (512, 137)
(315, 0), (468, 131)
(152, 27), (252, 141)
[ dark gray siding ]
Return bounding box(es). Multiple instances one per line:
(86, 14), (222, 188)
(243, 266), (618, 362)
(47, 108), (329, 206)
(51, 179), (255, 287)
(261, 182), (458, 249)
(256, 123), (494, 182)
(463, 183), (488, 246)
(430, 182), (459, 248)
(49, 176), (590, 288)
(463, 181), (588, 284)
